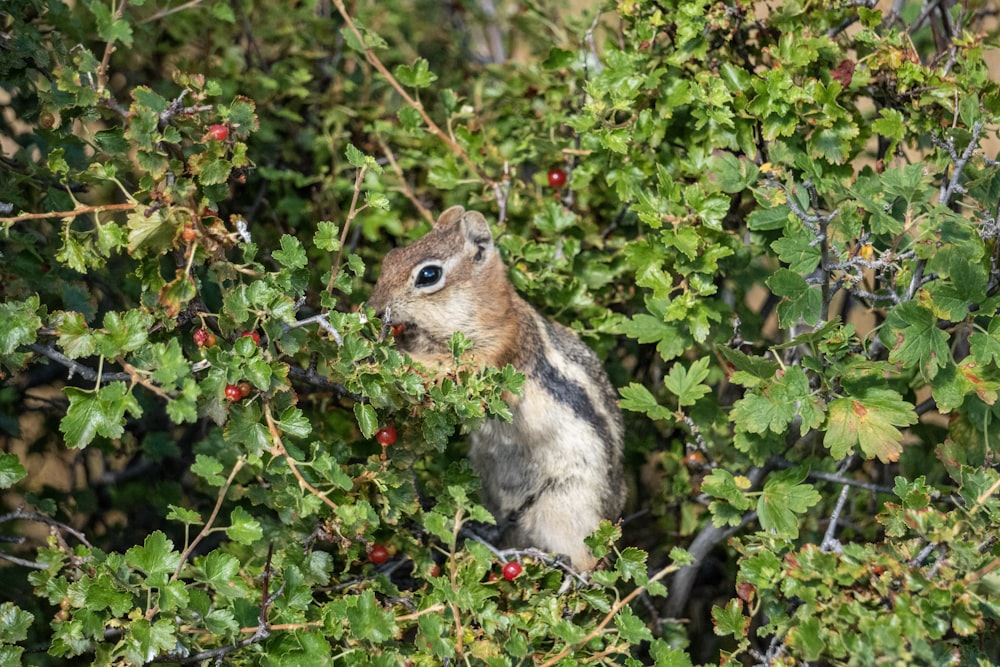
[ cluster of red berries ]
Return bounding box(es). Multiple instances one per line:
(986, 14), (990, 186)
(194, 328), (264, 402)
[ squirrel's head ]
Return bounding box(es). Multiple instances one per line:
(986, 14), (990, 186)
(368, 206), (510, 361)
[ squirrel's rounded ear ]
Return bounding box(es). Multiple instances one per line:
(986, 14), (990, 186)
(460, 210), (494, 261)
(435, 205), (466, 229)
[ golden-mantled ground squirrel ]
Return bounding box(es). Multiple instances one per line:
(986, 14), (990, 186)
(368, 206), (625, 569)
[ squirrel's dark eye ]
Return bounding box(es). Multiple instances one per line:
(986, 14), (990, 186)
(415, 264), (443, 287)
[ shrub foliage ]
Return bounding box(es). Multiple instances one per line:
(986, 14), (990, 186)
(2, 0), (1000, 664)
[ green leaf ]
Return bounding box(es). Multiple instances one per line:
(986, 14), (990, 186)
(53, 311), (95, 359)
(197, 551), (243, 597)
(825, 387), (917, 462)
(273, 234), (308, 269)
(882, 302), (949, 380)
(122, 618), (176, 665)
(91, 1), (134, 46)
(0, 602), (33, 644)
(648, 640), (695, 667)
(757, 469), (821, 539)
(345, 590), (396, 642)
(970, 317), (1000, 365)
(663, 357), (711, 406)
(354, 402), (378, 439)
(190, 454), (226, 486)
(126, 209), (174, 257)
(543, 47), (576, 69)
(712, 598), (748, 637)
(616, 313), (688, 361)
(615, 605), (654, 643)
(619, 383), (673, 422)
(314, 221), (342, 252)
(0, 296), (41, 355)
(226, 507), (263, 545)
(0, 453), (26, 489)
(131, 86), (168, 113)
(67, 572), (133, 615)
(394, 58), (438, 88)
(211, 1), (236, 22)
(748, 204), (791, 230)
(344, 144), (381, 172)
(125, 531), (182, 580)
(196, 157), (232, 186)
(166, 504), (203, 526)
(60, 383), (143, 449)
(788, 616), (825, 661)
(767, 268), (822, 327)
(730, 367), (815, 434)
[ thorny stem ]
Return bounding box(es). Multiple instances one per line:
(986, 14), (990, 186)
(821, 483), (851, 553)
(263, 401), (343, 521)
(326, 166), (368, 296)
(169, 456), (247, 582)
(28, 343), (133, 384)
(934, 121), (984, 206)
(376, 136), (435, 224)
(327, 0), (494, 188)
(538, 558), (682, 667)
(0, 509), (94, 548)
(449, 506), (466, 658)
(0, 201), (139, 226)
(97, 0), (129, 88)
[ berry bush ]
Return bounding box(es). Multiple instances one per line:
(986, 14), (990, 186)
(2, 0), (1000, 665)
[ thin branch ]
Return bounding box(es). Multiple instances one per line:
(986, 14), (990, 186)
(0, 201), (139, 225)
(0, 509), (94, 547)
(170, 457), (247, 581)
(28, 344), (133, 384)
(139, 0), (206, 24)
(263, 401), (346, 544)
(97, 0), (129, 88)
(933, 120), (985, 206)
(0, 552), (47, 570)
(375, 136), (435, 224)
(821, 483), (851, 553)
(663, 466), (767, 620)
(326, 0), (494, 188)
(538, 557), (683, 667)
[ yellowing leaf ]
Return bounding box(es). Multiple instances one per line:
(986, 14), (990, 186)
(825, 388), (917, 462)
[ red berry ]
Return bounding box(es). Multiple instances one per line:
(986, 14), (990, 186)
(502, 561), (522, 580)
(369, 544), (390, 564)
(238, 381), (252, 398)
(390, 323), (406, 337)
(205, 333), (217, 347)
(547, 168), (567, 189)
(224, 384), (243, 402)
(375, 425), (397, 447)
(193, 328), (210, 346)
(240, 330), (261, 345)
(207, 124), (229, 142)
(181, 225), (197, 242)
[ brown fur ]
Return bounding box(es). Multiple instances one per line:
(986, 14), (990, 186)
(368, 206), (625, 569)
